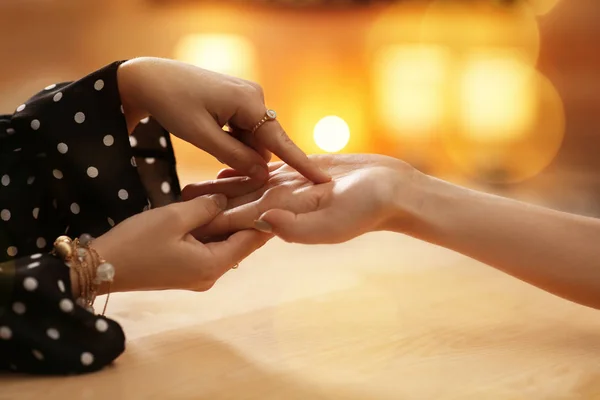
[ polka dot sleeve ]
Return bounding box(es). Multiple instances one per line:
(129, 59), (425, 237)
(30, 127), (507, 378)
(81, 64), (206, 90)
(0, 61), (181, 374)
(0, 255), (124, 374)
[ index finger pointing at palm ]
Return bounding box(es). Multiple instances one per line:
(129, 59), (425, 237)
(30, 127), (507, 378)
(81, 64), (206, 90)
(255, 118), (331, 184)
(229, 92), (331, 184)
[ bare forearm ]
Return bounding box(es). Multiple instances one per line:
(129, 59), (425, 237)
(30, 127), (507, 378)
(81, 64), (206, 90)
(392, 172), (600, 309)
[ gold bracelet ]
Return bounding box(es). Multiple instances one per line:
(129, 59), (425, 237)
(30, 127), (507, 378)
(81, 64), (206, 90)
(52, 234), (115, 315)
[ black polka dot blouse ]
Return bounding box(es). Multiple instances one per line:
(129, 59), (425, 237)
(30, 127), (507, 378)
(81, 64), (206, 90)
(0, 61), (181, 375)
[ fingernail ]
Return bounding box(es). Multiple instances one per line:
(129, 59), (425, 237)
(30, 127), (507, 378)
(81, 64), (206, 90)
(250, 165), (269, 181)
(209, 194), (227, 210)
(253, 219), (272, 233)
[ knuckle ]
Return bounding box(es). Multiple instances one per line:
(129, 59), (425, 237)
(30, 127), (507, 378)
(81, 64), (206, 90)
(228, 82), (250, 100)
(237, 83), (260, 101)
(233, 82), (264, 107)
(251, 82), (264, 98)
(239, 88), (255, 103)
(242, 79), (264, 96)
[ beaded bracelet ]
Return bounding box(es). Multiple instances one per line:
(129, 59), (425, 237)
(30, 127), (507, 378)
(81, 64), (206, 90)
(51, 234), (115, 315)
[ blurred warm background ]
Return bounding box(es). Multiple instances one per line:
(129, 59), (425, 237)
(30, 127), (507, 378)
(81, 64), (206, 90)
(6, 3), (600, 397)
(1, 0), (598, 216)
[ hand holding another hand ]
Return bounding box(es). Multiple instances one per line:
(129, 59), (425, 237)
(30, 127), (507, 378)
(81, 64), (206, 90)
(92, 195), (272, 294)
(183, 154), (424, 244)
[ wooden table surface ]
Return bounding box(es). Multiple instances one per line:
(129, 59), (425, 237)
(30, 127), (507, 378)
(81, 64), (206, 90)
(2, 233), (600, 400)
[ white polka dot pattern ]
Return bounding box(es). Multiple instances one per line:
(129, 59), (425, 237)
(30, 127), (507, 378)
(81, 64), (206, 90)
(46, 328), (60, 340)
(0, 62), (177, 374)
(94, 79), (105, 91)
(0, 326), (12, 340)
(70, 203), (80, 214)
(57, 143), (68, 154)
(103, 135), (114, 146)
(32, 350), (44, 360)
(27, 261), (40, 269)
(59, 298), (74, 313)
(81, 352), (94, 366)
(12, 302), (26, 315)
(23, 277), (38, 291)
(36, 237), (46, 249)
(87, 167), (98, 178)
(95, 319), (109, 332)
(74, 112), (86, 124)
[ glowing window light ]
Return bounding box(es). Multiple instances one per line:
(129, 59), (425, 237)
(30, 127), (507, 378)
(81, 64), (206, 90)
(460, 54), (535, 143)
(174, 34), (257, 80)
(313, 116), (350, 153)
(374, 45), (449, 137)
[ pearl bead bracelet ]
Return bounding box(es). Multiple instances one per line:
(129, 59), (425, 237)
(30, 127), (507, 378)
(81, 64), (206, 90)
(52, 234), (114, 315)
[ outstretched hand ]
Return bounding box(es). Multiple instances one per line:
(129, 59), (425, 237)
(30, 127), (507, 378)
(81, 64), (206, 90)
(182, 154), (420, 244)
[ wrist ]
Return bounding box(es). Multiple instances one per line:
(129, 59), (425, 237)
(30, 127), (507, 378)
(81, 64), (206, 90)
(380, 165), (422, 235)
(388, 169), (475, 246)
(381, 166), (446, 243)
(64, 234), (120, 301)
(90, 234), (125, 295)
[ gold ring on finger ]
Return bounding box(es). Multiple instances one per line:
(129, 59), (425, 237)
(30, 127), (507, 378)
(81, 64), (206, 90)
(251, 109), (277, 135)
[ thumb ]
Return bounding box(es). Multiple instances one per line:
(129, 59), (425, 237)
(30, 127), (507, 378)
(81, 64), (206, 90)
(254, 209), (333, 244)
(174, 194), (227, 232)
